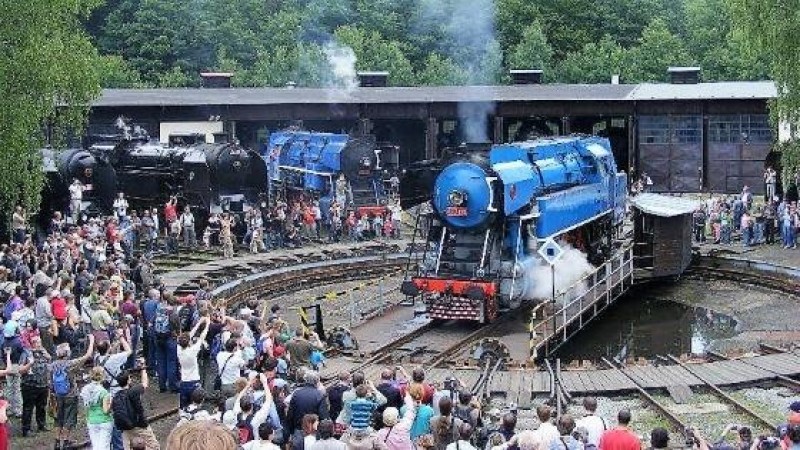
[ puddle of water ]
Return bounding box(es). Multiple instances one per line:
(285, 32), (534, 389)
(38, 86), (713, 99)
(554, 283), (740, 363)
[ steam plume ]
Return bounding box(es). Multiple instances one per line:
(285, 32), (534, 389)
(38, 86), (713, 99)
(521, 244), (594, 302)
(323, 42), (358, 92)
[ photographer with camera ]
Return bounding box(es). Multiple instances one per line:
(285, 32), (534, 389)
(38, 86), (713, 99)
(112, 358), (160, 450)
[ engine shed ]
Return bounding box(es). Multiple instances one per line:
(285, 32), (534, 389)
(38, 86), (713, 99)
(631, 193), (700, 279)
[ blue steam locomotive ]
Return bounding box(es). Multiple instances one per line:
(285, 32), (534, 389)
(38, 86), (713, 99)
(401, 136), (627, 323)
(262, 130), (399, 216)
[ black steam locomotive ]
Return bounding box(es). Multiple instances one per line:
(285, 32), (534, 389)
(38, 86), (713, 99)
(40, 129), (267, 227)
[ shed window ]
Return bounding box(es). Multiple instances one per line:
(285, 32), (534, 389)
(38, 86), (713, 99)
(639, 116), (669, 144)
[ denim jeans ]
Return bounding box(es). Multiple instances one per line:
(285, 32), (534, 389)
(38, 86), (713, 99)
(87, 422), (113, 450)
(155, 336), (179, 391)
(179, 380), (200, 408)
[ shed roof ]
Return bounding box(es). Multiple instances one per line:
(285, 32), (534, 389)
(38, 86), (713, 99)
(627, 81), (776, 100)
(630, 193), (701, 217)
(91, 81), (777, 108)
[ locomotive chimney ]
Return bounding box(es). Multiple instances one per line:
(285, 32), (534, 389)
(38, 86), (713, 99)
(200, 72), (233, 88)
(510, 69), (543, 85)
(667, 66), (701, 84)
(357, 71), (389, 87)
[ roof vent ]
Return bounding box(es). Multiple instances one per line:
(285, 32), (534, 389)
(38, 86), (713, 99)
(285, 81), (297, 89)
(667, 67), (701, 84)
(357, 71), (389, 87)
(510, 69), (543, 85)
(200, 72), (233, 88)
(611, 74), (620, 85)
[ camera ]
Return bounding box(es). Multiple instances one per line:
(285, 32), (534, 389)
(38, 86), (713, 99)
(758, 436), (780, 450)
(443, 378), (457, 392)
(685, 427), (699, 447)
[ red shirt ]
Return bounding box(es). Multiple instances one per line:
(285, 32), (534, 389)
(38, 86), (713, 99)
(164, 204), (177, 223)
(599, 428), (641, 450)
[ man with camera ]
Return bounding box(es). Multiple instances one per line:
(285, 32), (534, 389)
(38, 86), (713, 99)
(112, 358), (160, 450)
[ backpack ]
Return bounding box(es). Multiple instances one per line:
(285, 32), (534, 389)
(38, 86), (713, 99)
(454, 405), (476, 428)
(52, 363), (71, 396)
(111, 390), (138, 431)
(236, 412), (255, 444)
(178, 304), (195, 333)
(153, 305), (172, 338)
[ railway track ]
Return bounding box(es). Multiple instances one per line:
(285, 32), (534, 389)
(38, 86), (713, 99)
(685, 264), (800, 296)
(600, 351), (784, 446)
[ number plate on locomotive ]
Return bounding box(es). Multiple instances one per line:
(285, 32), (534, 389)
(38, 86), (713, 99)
(358, 170), (370, 175)
(446, 207), (468, 217)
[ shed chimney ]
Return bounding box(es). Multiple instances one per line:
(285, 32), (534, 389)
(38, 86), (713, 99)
(667, 67), (701, 84)
(200, 72), (233, 88)
(510, 69), (543, 85)
(357, 71), (389, 87)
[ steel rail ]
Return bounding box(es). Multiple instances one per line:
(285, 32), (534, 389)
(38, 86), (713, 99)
(666, 354), (778, 432)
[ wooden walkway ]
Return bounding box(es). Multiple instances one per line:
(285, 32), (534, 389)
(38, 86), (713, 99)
(321, 351), (800, 402)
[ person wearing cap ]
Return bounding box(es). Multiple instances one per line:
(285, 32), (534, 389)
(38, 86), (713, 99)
(377, 393), (416, 450)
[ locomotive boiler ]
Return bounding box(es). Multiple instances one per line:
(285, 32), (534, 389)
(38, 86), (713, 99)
(263, 130), (399, 216)
(401, 136), (627, 323)
(40, 148), (118, 220)
(96, 132), (268, 216)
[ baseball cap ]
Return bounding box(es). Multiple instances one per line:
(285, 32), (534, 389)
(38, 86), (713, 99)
(790, 401), (800, 413)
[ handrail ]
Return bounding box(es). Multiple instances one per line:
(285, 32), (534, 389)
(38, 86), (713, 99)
(530, 246), (633, 340)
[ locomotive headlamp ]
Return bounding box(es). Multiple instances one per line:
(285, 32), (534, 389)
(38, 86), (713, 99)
(448, 190), (467, 207)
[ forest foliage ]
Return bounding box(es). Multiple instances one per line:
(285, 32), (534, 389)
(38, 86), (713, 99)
(85, 0), (771, 88)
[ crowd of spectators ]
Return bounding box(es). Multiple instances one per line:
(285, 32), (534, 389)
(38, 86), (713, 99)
(201, 194), (403, 257)
(688, 182), (799, 248)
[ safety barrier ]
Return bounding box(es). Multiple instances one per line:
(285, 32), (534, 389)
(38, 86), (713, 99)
(529, 246), (634, 360)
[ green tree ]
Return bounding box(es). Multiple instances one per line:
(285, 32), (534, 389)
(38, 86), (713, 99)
(507, 22), (553, 73)
(97, 55), (145, 88)
(496, 0), (540, 52)
(333, 26), (416, 86)
(555, 37), (627, 83)
(0, 0), (102, 214)
(622, 18), (694, 82)
(100, 0), (212, 84)
(415, 53), (468, 86)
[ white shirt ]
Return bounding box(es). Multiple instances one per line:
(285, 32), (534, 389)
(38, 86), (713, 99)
(114, 198), (129, 215)
(69, 183), (83, 201)
(243, 440), (281, 450)
(533, 422), (560, 450)
(178, 340), (204, 381)
(181, 212), (195, 227)
(216, 350), (246, 384)
(576, 414), (607, 448)
(447, 441), (478, 450)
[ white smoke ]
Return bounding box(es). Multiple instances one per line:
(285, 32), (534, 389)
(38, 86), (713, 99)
(521, 244), (594, 302)
(458, 101), (495, 143)
(323, 42), (358, 92)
